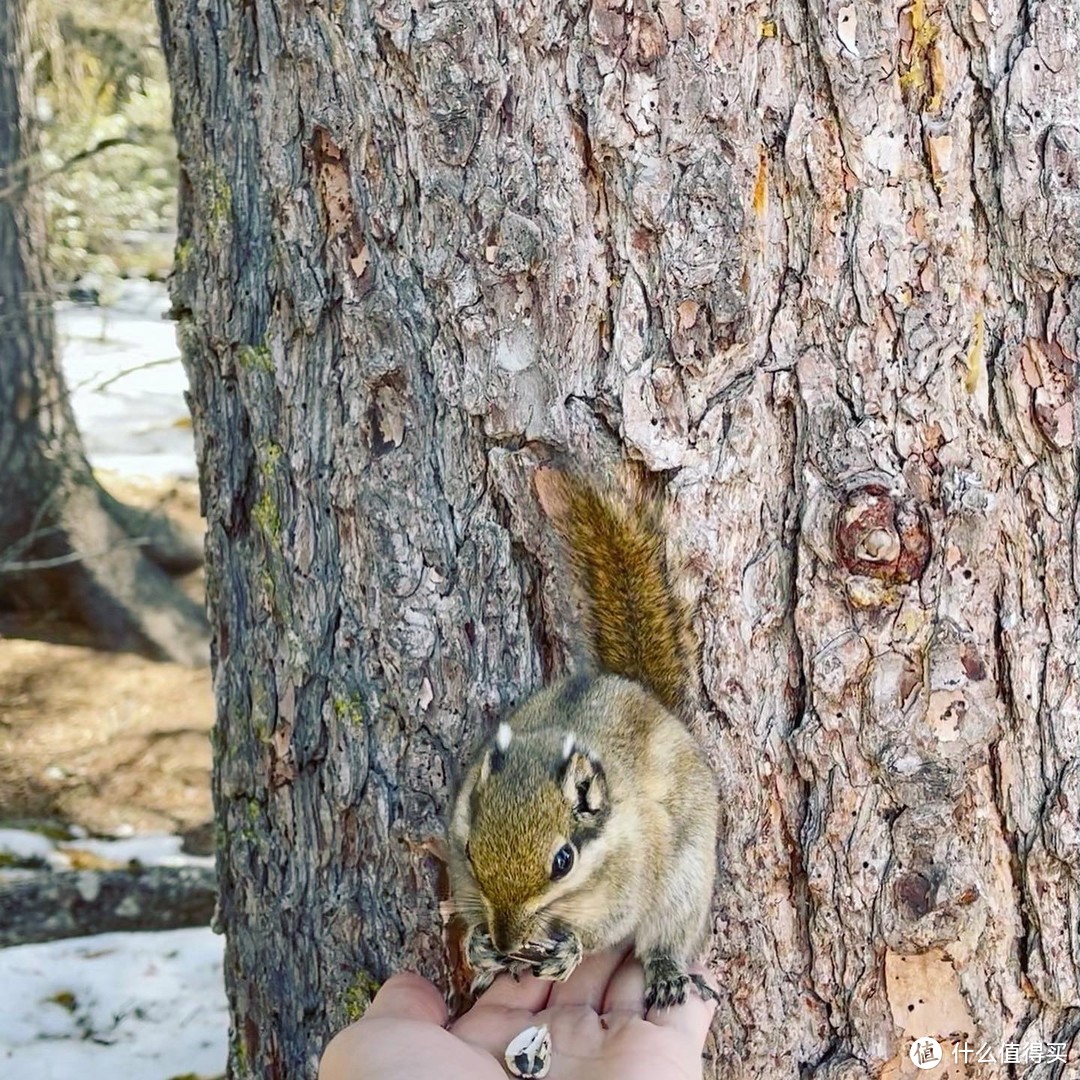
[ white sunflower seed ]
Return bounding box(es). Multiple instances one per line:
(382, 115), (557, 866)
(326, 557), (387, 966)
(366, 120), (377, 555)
(504, 1022), (552, 1078)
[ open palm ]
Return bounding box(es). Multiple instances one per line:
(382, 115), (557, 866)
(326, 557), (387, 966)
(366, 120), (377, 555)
(320, 949), (715, 1080)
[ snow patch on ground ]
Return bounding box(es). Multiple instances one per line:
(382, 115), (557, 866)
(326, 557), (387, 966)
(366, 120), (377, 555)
(0, 830), (214, 873)
(0, 829), (69, 869)
(0, 928), (227, 1080)
(0, 830), (224, 1076)
(58, 283), (195, 480)
(58, 834), (215, 870)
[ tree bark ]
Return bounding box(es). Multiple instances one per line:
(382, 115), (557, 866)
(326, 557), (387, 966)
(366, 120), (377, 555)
(156, 0), (1079, 1076)
(0, 0), (208, 666)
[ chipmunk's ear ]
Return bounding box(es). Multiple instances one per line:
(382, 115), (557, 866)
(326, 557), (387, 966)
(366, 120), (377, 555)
(558, 735), (607, 818)
(479, 722), (513, 784)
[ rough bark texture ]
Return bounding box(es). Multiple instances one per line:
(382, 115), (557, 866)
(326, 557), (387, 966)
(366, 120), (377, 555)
(156, 0), (1079, 1076)
(0, 866), (216, 947)
(0, 0), (208, 665)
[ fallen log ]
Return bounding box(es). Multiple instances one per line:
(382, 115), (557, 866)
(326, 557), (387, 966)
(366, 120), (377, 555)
(0, 866), (216, 947)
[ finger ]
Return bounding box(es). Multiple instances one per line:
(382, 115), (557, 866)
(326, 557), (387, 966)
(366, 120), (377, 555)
(362, 972), (449, 1026)
(547, 946), (631, 1011)
(645, 966), (718, 1038)
(453, 973), (552, 1060)
(453, 1005), (541, 1060)
(599, 950), (646, 1016)
(471, 969), (553, 1014)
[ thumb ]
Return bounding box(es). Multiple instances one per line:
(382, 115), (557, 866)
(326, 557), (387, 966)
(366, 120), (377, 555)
(362, 972), (449, 1027)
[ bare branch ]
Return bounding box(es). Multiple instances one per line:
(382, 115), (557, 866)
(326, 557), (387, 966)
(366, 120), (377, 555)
(0, 536), (150, 573)
(0, 136), (136, 202)
(92, 355), (181, 394)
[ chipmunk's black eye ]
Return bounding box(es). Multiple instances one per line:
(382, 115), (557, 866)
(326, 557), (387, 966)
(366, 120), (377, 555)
(550, 843), (575, 881)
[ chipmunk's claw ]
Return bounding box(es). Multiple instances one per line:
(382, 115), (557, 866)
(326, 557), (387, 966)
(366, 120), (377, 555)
(643, 957), (721, 1010)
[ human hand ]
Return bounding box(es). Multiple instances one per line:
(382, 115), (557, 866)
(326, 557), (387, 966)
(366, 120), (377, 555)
(319, 948), (717, 1080)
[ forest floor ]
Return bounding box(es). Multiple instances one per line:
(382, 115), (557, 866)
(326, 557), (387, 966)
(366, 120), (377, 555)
(0, 476), (213, 840)
(0, 291), (225, 1079)
(0, 475), (224, 1080)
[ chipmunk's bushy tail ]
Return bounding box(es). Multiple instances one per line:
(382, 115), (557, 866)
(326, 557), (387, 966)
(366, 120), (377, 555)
(535, 468), (696, 716)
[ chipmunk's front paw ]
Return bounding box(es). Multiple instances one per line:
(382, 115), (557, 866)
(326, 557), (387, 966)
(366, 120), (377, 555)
(643, 955), (688, 1009)
(643, 955), (719, 1010)
(466, 925), (509, 993)
(528, 930), (583, 982)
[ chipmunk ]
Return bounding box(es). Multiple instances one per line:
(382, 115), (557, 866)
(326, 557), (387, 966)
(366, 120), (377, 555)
(446, 468), (718, 1010)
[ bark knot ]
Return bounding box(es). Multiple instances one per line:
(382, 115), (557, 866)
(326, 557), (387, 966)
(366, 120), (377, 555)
(835, 486), (930, 587)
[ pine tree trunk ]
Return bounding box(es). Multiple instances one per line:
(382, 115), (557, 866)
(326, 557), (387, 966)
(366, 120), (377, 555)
(0, 0), (207, 665)
(155, 0), (1079, 1075)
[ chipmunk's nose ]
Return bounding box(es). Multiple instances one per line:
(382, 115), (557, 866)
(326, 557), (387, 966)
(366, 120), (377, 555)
(491, 910), (528, 954)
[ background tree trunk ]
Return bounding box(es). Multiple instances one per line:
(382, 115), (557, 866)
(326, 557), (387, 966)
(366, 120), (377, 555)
(0, 0), (208, 665)
(156, 0), (1079, 1076)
